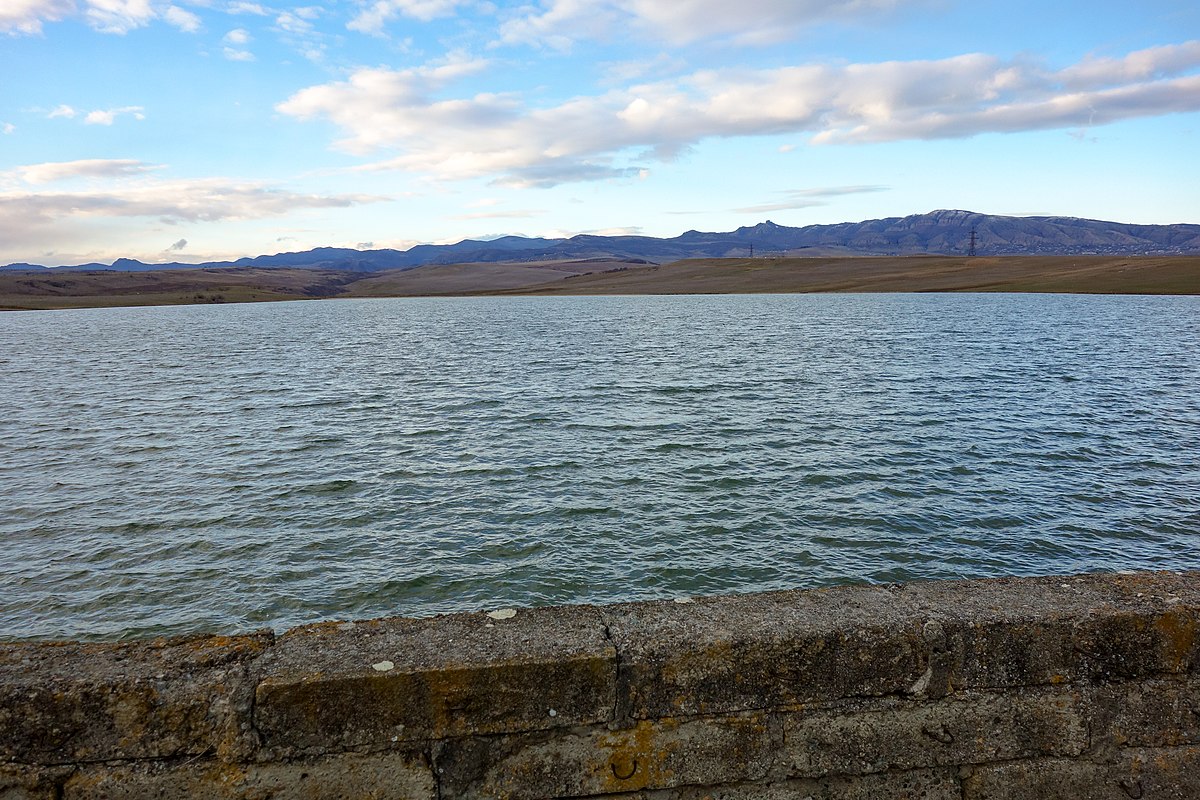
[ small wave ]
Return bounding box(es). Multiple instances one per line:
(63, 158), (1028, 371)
(4, 293), (1199, 641)
(278, 479), (359, 497)
(558, 506), (616, 517)
(651, 442), (705, 453)
(521, 461), (583, 474)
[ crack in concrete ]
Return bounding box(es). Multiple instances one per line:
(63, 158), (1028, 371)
(598, 611), (623, 726)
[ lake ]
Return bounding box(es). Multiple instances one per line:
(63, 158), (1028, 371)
(1, 293), (1198, 641)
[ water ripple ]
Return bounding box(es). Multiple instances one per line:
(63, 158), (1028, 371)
(1, 293), (1198, 641)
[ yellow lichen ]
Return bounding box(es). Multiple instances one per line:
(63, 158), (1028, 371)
(597, 719), (678, 792)
(1154, 610), (1196, 671)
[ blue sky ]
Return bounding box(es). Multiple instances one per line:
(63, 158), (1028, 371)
(2, 0), (1198, 265)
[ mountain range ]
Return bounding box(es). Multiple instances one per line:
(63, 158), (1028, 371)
(5, 210), (1199, 273)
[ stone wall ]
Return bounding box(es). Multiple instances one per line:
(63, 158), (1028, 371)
(2, 570), (1198, 799)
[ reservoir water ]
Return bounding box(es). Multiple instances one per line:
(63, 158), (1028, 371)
(1, 293), (1198, 641)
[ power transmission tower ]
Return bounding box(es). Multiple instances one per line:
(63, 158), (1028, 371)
(749, 243), (754, 258)
(968, 227), (977, 257)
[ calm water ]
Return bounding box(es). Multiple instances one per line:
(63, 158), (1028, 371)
(2, 294), (1198, 641)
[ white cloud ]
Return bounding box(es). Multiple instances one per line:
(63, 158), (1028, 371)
(1, 123), (14, 134)
(46, 104), (145, 125)
(498, 0), (604, 50)
(222, 25), (256, 59)
(600, 54), (689, 85)
(83, 105), (145, 125)
(274, 9), (311, 33)
(83, 0), (156, 33)
(733, 185), (891, 214)
(163, 4), (200, 31)
(348, 0), (467, 34)
(0, 178), (383, 225)
(167, 237), (187, 250)
(2, 0), (204, 34)
(14, 158), (161, 184)
(452, 208), (545, 220)
(279, 42), (1200, 188)
(277, 54), (495, 153)
(0, 0), (72, 35)
(499, 0), (916, 48)
(0, 178), (387, 264)
(539, 225), (644, 238)
(225, 1), (267, 14)
(632, 0), (910, 44)
(1058, 41), (1200, 90)
(272, 7), (330, 61)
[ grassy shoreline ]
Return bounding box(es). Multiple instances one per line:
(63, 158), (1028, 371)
(2, 255), (1198, 311)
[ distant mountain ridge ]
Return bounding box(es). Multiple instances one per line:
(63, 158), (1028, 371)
(6, 210), (1199, 272)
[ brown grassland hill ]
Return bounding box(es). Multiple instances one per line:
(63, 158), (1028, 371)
(1, 256), (1198, 311)
(0, 268), (359, 311)
(504, 256), (1200, 296)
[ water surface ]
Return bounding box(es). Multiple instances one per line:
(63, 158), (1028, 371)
(1, 294), (1197, 640)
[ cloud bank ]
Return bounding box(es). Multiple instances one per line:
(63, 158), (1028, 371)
(13, 158), (161, 183)
(0, 163), (384, 241)
(278, 41), (1200, 188)
(498, 0), (918, 48)
(348, 0), (469, 34)
(1, 0), (74, 34)
(733, 185), (891, 214)
(1, 0), (207, 34)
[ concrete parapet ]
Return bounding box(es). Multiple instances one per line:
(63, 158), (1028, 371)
(253, 604), (615, 756)
(0, 632), (271, 765)
(1, 570), (1197, 799)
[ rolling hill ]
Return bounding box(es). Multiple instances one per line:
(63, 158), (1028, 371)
(5, 210), (1199, 274)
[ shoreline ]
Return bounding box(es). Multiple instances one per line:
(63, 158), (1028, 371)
(2, 255), (1198, 311)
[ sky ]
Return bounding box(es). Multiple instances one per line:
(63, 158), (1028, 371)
(1, 0), (1199, 266)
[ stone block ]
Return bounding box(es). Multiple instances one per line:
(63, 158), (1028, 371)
(604, 573), (1200, 721)
(0, 632), (271, 764)
(1073, 607), (1198, 680)
(437, 713), (776, 800)
(1091, 676), (1200, 749)
(0, 765), (74, 800)
(784, 688), (1086, 777)
(63, 752), (435, 800)
(962, 746), (1200, 799)
(604, 585), (929, 719)
(253, 604), (614, 756)
(584, 768), (963, 799)
(897, 571), (1200, 691)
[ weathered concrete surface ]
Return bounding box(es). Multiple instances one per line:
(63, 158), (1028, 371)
(1091, 676), (1200, 749)
(0, 631), (271, 764)
(961, 746), (1200, 799)
(896, 571), (1200, 689)
(2, 570), (1198, 799)
(62, 752), (435, 800)
(784, 688), (1087, 777)
(605, 571), (1199, 721)
(0, 764), (74, 800)
(437, 713), (777, 800)
(253, 603), (615, 756)
(604, 584), (930, 719)
(585, 769), (964, 799)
